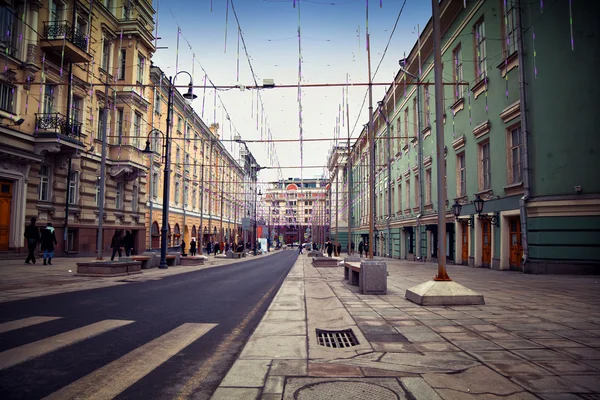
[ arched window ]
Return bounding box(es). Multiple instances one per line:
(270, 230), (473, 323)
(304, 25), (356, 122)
(151, 221), (160, 248)
(174, 223), (181, 245)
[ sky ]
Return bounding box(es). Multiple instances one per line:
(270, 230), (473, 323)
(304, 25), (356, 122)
(151, 0), (431, 189)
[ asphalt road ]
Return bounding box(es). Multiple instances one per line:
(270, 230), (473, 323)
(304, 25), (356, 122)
(0, 250), (298, 400)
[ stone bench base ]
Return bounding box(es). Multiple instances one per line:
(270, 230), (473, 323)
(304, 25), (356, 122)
(312, 257), (339, 268)
(307, 250), (323, 257)
(131, 256), (151, 269)
(76, 261), (142, 277)
(180, 256), (205, 266)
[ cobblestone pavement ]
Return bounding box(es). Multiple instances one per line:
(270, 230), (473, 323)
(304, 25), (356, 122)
(212, 254), (600, 400)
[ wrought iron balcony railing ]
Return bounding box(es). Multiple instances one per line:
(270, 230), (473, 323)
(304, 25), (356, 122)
(43, 20), (88, 52)
(35, 113), (82, 139)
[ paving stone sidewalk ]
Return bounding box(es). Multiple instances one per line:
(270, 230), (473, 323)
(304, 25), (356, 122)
(0, 250), (280, 303)
(212, 255), (600, 400)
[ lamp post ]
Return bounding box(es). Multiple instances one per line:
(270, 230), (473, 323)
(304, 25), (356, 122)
(377, 101), (392, 258)
(142, 71), (196, 269)
(254, 185), (263, 256)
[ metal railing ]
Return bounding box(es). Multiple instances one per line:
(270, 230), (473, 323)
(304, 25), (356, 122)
(43, 20), (88, 52)
(35, 113), (82, 139)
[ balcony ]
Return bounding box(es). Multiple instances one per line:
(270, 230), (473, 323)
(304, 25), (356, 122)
(34, 113), (85, 157)
(41, 21), (91, 63)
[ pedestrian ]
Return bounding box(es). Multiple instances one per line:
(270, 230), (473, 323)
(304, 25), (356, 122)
(40, 222), (58, 265)
(214, 241), (220, 255)
(326, 240), (333, 258)
(181, 240), (186, 256)
(365, 242), (369, 256)
(225, 242), (230, 252)
(336, 242), (341, 257)
(351, 241), (355, 255)
(206, 241), (211, 255)
(123, 230), (134, 256)
(110, 230), (123, 261)
(24, 217), (40, 264)
(190, 238), (197, 256)
(358, 240), (364, 257)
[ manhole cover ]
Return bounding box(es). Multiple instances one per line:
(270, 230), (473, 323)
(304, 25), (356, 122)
(316, 328), (359, 348)
(296, 381), (398, 400)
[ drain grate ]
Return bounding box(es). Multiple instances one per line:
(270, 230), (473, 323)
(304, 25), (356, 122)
(316, 328), (359, 348)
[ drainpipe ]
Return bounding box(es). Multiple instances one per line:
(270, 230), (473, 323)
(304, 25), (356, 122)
(516, 0), (530, 268)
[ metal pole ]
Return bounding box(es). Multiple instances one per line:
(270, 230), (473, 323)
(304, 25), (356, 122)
(346, 80), (352, 255)
(199, 140), (205, 253)
(335, 166), (338, 253)
(432, 0), (449, 281)
(386, 114), (392, 258)
(416, 69), (423, 261)
(159, 76), (173, 269)
(96, 102), (108, 260)
(64, 62), (74, 253)
(207, 138), (213, 247)
(367, 32), (375, 260)
(253, 171), (257, 256)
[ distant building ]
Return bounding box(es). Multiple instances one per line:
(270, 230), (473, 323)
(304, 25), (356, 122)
(264, 178), (330, 246)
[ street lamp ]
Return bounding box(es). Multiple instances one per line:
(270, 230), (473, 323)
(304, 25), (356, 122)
(452, 196), (499, 227)
(141, 71), (196, 269)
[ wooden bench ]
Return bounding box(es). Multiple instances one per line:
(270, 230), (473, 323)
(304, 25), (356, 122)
(344, 262), (361, 286)
(166, 254), (177, 266)
(131, 255), (151, 269)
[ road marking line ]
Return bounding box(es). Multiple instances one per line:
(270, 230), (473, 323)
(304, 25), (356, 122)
(44, 322), (217, 400)
(0, 319), (134, 371)
(0, 316), (62, 334)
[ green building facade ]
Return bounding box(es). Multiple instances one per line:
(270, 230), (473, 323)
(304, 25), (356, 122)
(341, 0), (600, 273)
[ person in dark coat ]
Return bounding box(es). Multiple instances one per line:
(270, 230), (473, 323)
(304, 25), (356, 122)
(181, 240), (186, 256)
(214, 241), (220, 255)
(336, 242), (341, 257)
(40, 222), (58, 265)
(189, 238), (197, 256)
(326, 240), (333, 257)
(110, 230), (123, 261)
(350, 241), (355, 255)
(358, 240), (364, 257)
(24, 217), (40, 264)
(122, 231), (134, 256)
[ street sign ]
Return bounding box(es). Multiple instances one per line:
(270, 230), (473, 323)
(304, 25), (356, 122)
(242, 217), (251, 230)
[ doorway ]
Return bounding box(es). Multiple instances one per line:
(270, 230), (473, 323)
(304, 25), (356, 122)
(0, 181), (12, 250)
(481, 220), (491, 267)
(461, 222), (469, 265)
(509, 217), (523, 268)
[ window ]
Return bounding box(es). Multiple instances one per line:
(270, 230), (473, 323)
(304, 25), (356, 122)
(68, 171), (78, 205)
(404, 108), (409, 147)
(457, 153), (466, 197)
(176, 147), (180, 165)
(101, 36), (110, 71)
(154, 89), (161, 114)
(175, 181), (180, 204)
(304, 217), (308, 223)
(43, 84), (55, 114)
(133, 112), (141, 147)
(49, 0), (62, 23)
(192, 188), (197, 209)
(480, 142), (491, 190)
(453, 44), (464, 99)
(38, 165), (50, 201)
(0, 6), (19, 56)
(97, 108), (104, 140)
(509, 125), (523, 183)
(425, 169), (432, 204)
(0, 82), (14, 113)
(115, 182), (123, 209)
(122, 1), (131, 19)
(474, 19), (487, 80)
(424, 83), (430, 127)
(118, 49), (126, 80)
(104, 0), (112, 12)
(153, 131), (160, 153)
(397, 183), (402, 214)
(413, 98), (418, 137)
(131, 184), (139, 212)
(185, 153), (190, 168)
(95, 180), (101, 206)
(152, 171), (159, 198)
(184, 185), (189, 207)
(503, 0), (517, 57)
(116, 108), (124, 144)
(66, 229), (76, 252)
(406, 178), (411, 210)
(414, 175), (420, 207)
(177, 116), (182, 132)
(72, 96), (83, 124)
(137, 54), (145, 83)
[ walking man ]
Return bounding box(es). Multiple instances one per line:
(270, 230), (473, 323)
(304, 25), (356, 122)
(24, 217), (40, 264)
(40, 222), (58, 265)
